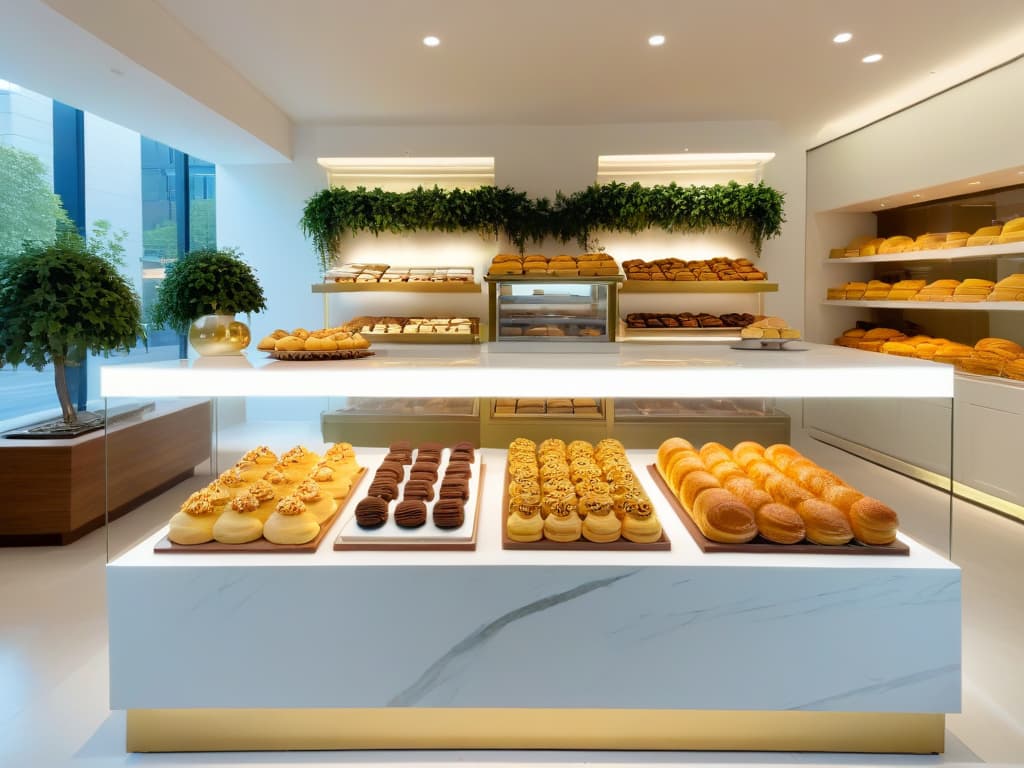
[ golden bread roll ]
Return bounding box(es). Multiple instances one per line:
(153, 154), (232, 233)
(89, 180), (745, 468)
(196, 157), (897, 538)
(275, 335), (306, 351)
(976, 338), (1023, 359)
(800, 469), (845, 497)
(680, 470), (721, 510)
(862, 327), (903, 340)
(1002, 216), (1024, 234)
(745, 459), (781, 485)
(710, 460), (745, 484)
(765, 474), (814, 508)
(724, 478), (773, 512)
(882, 341), (916, 356)
(667, 453), (707, 495)
(657, 437), (695, 476)
(878, 236), (913, 254)
(698, 442), (733, 469)
(841, 328), (867, 338)
(732, 441), (766, 468)
(821, 484), (864, 514)
(973, 225), (1003, 238)
(764, 443), (801, 471)
(755, 503), (806, 544)
(848, 497), (899, 545)
(691, 488), (758, 544)
(795, 499), (854, 545)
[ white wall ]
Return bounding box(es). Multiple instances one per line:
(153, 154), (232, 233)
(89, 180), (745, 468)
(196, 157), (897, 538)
(0, 83), (53, 169)
(218, 118), (808, 354)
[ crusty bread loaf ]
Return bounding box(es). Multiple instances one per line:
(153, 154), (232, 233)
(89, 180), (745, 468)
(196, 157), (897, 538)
(692, 488), (758, 544)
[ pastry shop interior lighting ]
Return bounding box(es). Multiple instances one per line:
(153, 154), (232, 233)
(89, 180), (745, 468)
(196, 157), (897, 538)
(648, 34), (666, 47)
(968, 180), (982, 186)
(422, 35), (440, 47)
(862, 53), (883, 63)
(832, 32), (852, 44)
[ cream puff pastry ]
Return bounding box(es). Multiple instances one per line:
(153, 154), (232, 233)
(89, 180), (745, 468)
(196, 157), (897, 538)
(263, 495), (320, 545)
(212, 492), (264, 544)
(167, 491), (218, 545)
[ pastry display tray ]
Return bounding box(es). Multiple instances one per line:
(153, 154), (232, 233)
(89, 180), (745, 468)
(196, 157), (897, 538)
(646, 466), (909, 556)
(334, 454), (483, 551)
(361, 332), (480, 345)
(500, 467), (670, 551)
(266, 349), (376, 361)
(730, 339), (808, 352)
(153, 468), (367, 553)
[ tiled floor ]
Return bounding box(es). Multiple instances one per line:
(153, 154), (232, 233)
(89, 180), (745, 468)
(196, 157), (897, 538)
(1, 425), (1022, 767)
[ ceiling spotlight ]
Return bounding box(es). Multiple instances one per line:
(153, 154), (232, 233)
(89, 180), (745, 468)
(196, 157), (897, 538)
(833, 32), (852, 44)
(648, 34), (666, 46)
(422, 35), (440, 47)
(879, 202), (887, 207)
(862, 53), (883, 63)
(967, 180), (982, 186)
(912, 194), (921, 198)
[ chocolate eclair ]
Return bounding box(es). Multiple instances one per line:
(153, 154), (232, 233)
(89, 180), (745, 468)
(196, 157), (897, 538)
(403, 479), (435, 502)
(367, 479), (399, 501)
(439, 479), (469, 501)
(444, 461), (472, 479)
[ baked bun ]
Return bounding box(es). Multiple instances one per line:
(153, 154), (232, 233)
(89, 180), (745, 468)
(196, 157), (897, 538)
(764, 444), (801, 471)
(745, 460), (781, 485)
(732, 441), (766, 468)
(657, 437), (694, 475)
(699, 442), (733, 469)
(848, 496), (899, 545)
(667, 453), (706, 495)
(796, 499), (853, 545)
(765, 474), (814, 508)
(724, 479), (773, 512)
(691, 488), (757, 544)
(709, 460), (746, 484)
(755, 503), (806, 544)
(680, 471), (721, 510)
(821, 484), (864, 514)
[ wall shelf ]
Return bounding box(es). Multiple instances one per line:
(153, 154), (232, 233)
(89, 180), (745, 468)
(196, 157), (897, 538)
(822, 299), (1024, 311)
(619, 281), (777, 294)
(312, 282), (481, 294)
(823, 242), (1024, 266)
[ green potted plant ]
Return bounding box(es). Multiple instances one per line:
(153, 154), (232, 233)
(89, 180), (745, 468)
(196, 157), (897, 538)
(0, 230), (145, 429)
(150, 248), (267, 355)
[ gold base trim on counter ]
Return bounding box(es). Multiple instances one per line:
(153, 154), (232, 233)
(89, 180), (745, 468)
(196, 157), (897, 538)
(126, 708), (944, 754)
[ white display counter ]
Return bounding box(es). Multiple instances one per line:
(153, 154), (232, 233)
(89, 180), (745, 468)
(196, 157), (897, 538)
(102, 345), (959, 754)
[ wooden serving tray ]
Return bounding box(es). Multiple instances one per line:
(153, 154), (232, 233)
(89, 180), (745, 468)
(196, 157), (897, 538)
(500, 467), (670, 551)
(334, 464), (484, 552)
(266, 349), (375, 361)
(153, 468), (367, 553)
(646, 465), (909, 556)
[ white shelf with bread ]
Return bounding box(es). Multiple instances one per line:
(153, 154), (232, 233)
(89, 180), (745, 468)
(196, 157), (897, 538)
(822, 299), (1024, 311)
(102, 349), (960, 755)
(823, 241), (1024, 266)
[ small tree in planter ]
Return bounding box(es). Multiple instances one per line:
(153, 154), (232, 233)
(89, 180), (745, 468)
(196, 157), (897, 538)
(149, 248), (266, 355)
(0, 230), (145, 426)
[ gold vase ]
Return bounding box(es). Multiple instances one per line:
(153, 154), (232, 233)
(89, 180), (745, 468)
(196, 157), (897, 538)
(188, 313), (251, 356)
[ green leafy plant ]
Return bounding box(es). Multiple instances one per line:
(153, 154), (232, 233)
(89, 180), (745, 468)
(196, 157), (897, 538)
(300, 181), (785, 274)
(88, 219), (128, 269)
(150, 248), (267, 334)
(0, 143), (73, 259)
(0, 230), (145, 424)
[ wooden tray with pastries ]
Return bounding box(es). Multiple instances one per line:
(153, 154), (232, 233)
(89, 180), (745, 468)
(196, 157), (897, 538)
(646, 463), (908, 556)
(501, 474), (670, 550)
(268, 349), (375, 361)
(154, 468), (366, 553)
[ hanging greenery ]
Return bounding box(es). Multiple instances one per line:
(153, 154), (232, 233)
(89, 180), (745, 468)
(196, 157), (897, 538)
(300, 181), (785, 274)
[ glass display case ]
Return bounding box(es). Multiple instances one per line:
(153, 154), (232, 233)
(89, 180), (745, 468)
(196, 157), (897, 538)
(486, 276), (622, 341)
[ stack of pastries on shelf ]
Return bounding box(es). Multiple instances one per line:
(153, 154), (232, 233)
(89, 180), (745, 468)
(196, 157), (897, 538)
(656, 438), (899, 546)
(625, 311), (755, 329)
(835, 328), (1024, 381)
(828, 274), (1024, 302)
(340, 315), (478, 336)
(493, 398), (601, 416)
(505, 437), (662, 544)
(615, 398), (768, 417)
(326, 263), (474, 283)
(623, 256), (765, 281)
(257, 326), (371, 352)
(487, 253), (619, 277)
(739, 316), (801, 340)
(167, 444), (362, 546)
(830, 218), (1024, 258)
(353, 440), (475, 530)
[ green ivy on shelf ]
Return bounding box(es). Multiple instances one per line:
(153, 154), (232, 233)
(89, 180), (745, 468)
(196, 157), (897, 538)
(300, 181), (785, 275)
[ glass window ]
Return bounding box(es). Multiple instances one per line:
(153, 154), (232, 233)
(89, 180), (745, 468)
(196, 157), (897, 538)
(189, 155), (216, 250)
(0, 78), (59, 425)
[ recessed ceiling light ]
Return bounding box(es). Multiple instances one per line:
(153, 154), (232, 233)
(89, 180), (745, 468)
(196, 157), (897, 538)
(967, 180), (982, 186)
(862, 53), (883, 63)
(833, 32), (852, 44)
(648, 34), (666, 47)
(422, 35), (440, 47)
(912, 194), (921, 198)
(879, 202), (887, 207)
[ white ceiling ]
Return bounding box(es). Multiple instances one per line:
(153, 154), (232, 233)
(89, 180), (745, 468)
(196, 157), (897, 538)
(151, 0), (1024, 143)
